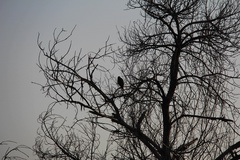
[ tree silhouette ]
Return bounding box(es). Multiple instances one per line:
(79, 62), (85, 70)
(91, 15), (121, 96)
(117, 76), (124, 89)
(34, 0), (240, 159)
(0, 141), (31, 160)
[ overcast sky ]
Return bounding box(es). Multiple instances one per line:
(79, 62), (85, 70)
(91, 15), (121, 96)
(0, 1), (139, 158)
(2, 1), (240, 159)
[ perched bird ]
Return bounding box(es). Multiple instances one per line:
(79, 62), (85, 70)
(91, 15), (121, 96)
(117, 76), (124, 89)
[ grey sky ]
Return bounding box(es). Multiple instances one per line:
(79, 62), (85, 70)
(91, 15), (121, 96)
(0, 1), (139, 157)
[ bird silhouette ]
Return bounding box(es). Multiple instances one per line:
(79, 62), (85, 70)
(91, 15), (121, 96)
(117, 76), (124, 89)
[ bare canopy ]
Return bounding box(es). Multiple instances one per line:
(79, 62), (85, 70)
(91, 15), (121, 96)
(34, 0), (240, 159)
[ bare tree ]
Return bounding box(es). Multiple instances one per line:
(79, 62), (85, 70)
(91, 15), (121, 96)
(33, 107), (113, 159)
(35, 0), (240, 159)
(0, 141), (31, 160)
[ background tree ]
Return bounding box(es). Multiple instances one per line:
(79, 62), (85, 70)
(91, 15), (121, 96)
(0, 141), (30, 160)
(33, 108), (112, 159)
(34, 0), (240, 159)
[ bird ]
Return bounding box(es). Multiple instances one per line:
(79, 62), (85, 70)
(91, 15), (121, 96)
(117, 76), (124, 89)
